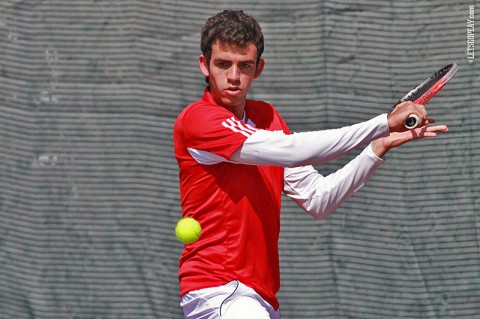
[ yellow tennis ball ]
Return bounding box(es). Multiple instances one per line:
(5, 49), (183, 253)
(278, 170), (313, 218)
(175, 217), (201, 244)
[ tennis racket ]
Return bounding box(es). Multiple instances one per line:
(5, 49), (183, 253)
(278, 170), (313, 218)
(393, 63), (458, 129)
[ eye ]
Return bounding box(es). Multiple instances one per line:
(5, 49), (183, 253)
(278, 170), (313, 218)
(241, 62), (253, 69)
(215, 61), (230, 69)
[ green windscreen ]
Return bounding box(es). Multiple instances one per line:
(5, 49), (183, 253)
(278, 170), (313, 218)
(1, 1), (478, 318)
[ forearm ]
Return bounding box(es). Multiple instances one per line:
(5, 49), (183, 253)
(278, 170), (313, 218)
(283, 144), (384, 220)
(230, 114), (389, 167)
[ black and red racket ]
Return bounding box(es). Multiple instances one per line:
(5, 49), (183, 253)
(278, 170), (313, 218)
(393, 63), (458, 129)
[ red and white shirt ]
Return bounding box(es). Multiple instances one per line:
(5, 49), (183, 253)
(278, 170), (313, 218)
(174, 88), (289, 309)
(174, 88), (390, 310)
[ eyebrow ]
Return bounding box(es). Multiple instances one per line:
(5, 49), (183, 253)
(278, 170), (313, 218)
(213, 57), (256, 64)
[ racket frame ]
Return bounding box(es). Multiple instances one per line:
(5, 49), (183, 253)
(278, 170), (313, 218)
(395, 63), (458, 129)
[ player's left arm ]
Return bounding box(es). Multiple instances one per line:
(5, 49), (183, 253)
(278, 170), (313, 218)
(283, 143), (383, 220)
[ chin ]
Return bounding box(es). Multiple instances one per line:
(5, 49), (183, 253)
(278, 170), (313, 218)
(221, 98), (243, 109)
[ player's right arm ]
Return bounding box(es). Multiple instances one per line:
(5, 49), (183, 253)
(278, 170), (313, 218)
(186, 114), (388, 166)
(229, 102), (433, 167)
(181, 100), (427, 168)
(229, 114), (389, 167)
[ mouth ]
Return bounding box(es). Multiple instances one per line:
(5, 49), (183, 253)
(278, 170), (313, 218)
(225, 87), (242, 96)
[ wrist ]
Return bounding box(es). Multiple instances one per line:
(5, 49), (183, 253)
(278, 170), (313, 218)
(371, 139), (389, 158)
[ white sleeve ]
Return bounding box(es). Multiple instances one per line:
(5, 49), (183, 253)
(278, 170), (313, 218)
(230, 114), (389, 167)
(283, 143), (384, 220)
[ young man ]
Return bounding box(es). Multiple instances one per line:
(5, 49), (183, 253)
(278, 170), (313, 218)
(173, 10), (448, 319)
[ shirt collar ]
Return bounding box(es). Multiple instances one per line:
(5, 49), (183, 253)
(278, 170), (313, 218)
(202, 87), (246, 121)
(202, 87), (218, 106)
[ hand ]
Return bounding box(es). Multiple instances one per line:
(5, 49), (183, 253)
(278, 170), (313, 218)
(388, 101), (428, 132)
(371, 119), (448, 158)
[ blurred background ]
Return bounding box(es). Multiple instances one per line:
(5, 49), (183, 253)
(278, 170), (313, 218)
(0, 1), (478, 318)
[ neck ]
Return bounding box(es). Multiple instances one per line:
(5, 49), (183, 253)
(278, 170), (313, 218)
(225, 106), (245, 120)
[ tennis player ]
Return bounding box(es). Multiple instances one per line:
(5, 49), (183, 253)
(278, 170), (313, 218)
(173, 10), (448, 319)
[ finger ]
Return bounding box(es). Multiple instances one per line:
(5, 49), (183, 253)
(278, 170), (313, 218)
(415, 123), (447, 131)
(427, 125), (448, 132)
(413, 103), (427, 117)
(411, 125), (448, 138)
(419, 124), (448, 131)
(413, 103), (428, 125)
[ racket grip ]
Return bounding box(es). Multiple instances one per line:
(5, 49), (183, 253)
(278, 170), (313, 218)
(404, 114), (419, 129)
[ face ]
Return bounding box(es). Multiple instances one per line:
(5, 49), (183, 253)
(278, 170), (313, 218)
(199, 40), (264, 117)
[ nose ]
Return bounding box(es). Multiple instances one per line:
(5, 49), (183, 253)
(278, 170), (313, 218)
(227, 65), (240, 83)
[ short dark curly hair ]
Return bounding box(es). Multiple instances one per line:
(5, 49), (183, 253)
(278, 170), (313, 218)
(200, 10), (264, 65)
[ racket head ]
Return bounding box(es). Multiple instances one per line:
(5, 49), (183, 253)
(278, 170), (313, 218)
(395, 63), (458, 107)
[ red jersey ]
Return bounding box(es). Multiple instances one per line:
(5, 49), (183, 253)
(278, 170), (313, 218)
(173, 88), (290, 310)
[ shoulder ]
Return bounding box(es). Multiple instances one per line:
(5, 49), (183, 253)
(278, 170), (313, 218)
(174, 98), (252, 143)
(175, 99), (227, 132)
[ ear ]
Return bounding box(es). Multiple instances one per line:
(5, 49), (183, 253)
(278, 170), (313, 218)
(253, 58), (265, 79)
(199, 55), (210, 77)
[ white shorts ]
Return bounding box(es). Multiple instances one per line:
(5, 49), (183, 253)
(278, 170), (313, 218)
(180, 280), (281, 319)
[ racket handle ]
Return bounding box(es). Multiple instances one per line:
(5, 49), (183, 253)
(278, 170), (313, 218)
(404, 114), (419, 129)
